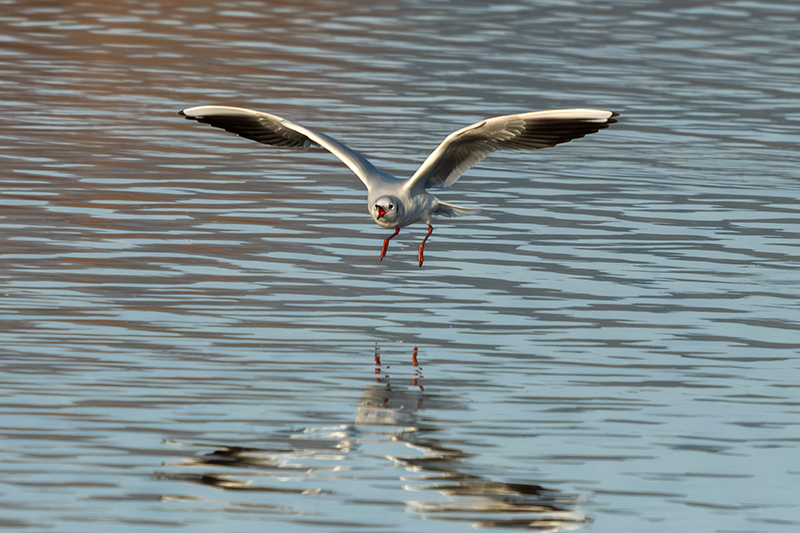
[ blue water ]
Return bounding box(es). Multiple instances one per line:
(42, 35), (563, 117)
(1, 0), (798, 531)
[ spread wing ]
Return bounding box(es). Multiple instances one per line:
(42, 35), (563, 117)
(406, 108), (618, 192)
(179, 105), (382, 188)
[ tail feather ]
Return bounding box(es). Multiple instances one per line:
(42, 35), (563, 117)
(434, 200), (481, 218)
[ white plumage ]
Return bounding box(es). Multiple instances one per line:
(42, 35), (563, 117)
(180, 105), (617, 266)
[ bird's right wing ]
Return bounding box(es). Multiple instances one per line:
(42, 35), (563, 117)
(179, 105), (381, 188)
(406, 108), (618, 192)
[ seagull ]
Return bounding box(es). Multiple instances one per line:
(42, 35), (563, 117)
(179, 105), (617, 266)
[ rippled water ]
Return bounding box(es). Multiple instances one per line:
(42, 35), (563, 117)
(1, 0), (799, 531)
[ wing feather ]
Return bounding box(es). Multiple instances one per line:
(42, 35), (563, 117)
(179, 105), (381, 187)
(407, 108), (617, 191)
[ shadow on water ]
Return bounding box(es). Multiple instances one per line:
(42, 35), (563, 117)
(158, 346), (588, 531)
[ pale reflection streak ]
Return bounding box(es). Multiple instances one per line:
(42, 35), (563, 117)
(159, 345), (587, 530)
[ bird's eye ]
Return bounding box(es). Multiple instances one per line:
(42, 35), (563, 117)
(389, 204), (394, 210)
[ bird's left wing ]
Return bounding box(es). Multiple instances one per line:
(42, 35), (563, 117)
(179, 105), (381, 188)
(406, 108), (617, 192)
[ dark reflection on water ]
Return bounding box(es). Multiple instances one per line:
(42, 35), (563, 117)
(159, 347), (588, 530)
(1, 0), (800, 531)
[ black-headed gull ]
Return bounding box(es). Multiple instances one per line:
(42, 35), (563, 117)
(179, 106), (617, 266)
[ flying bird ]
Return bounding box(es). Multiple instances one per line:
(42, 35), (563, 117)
(179, 105), (617, 266)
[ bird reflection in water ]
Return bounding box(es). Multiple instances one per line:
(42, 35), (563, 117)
(361, 345), (588, 530)
(158, 345), (589, 530)
(354, 344), (424, 426)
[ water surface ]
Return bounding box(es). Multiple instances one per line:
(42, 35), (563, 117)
(1, 1), (799, 531)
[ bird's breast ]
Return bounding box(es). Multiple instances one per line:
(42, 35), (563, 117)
(400, 194), (437, 226)
(372, 216), (399, 229)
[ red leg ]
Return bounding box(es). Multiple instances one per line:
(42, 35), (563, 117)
(374, 343), (383, 383)
(380, 227), (400, 261)
(418, 224), (433, 267)
(411, 346), (424, 392)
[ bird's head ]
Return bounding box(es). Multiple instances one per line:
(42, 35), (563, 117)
(372, 196), (402, 227)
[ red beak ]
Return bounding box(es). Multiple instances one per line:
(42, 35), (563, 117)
(376, 206), (387, 218)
